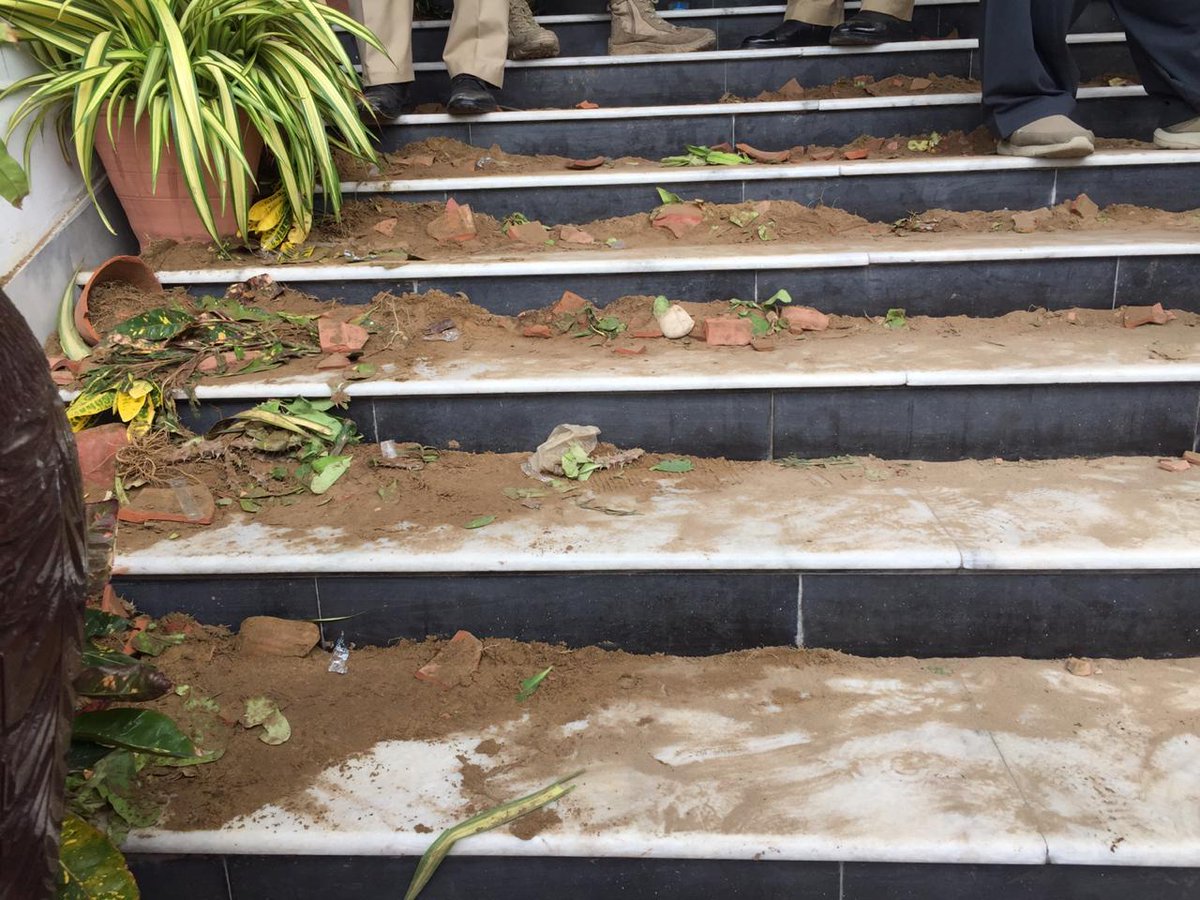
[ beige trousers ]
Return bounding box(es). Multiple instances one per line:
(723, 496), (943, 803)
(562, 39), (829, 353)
(352, 0), (508, 88)
(784, 0), (914, 25)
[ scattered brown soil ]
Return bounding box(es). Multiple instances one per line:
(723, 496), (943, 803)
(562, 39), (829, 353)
(138, 633), (898, 829)
(337, 133), (1156, 183)
(134, 628), (1199, 838)
(140, 196), (1200, 272)
(56, 279), (1200, 397)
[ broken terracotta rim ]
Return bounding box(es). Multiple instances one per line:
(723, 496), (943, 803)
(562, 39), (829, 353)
(77, 255), (164, 345)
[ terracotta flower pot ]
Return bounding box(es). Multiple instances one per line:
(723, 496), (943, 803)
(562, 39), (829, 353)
(94, 106), (264, 248)
(76, 255), (163, 345)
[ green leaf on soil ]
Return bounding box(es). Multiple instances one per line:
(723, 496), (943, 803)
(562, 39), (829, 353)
(310, 454), (352, 494)
(72, 709), (199, 758)
(403, 772), (582, 900)
(109, 307), (195, 342)
(517, 666), (553, 702)
(729, 209), (760, 228)
(747, 312), (771, 337)
(67, 740), (113, 773)
(84, 608), (127, 639)
(57, 813), (139, 900)
(561, 443), (601, 481)
(131, 629), (187, 657)
(239, 498), (262, 513)
(650, 459), (694, 473)
(504, 487), (547, 500)
(884, 308), (908, 330)
(655, 187), (682, 205)
(349, 363), (377, 379)
(764, 289), (793, 307)
(240, 697), (291, 746)
(652, 295), (671, 317)
(464, 515), (497, 529)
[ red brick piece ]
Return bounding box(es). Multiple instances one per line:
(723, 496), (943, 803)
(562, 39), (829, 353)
(318, 319), (369, 353)
(843, 148), (870, 160)
(783, 306), (831, 333)
(613, 344), (647, 357)
(703, 316), (753, 346)
(74, 424), (127, 501)
(426, 198), (477, 242)
(522, 324), (552, 338)
(552, 290), (589, 315)
(1123, 303), (1175, 329)
(415, 630), (483, 689)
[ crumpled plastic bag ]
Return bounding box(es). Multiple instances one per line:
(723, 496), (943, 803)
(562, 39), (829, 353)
(522, 424), (601, 478)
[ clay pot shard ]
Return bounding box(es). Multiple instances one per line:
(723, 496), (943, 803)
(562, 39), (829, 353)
(77, 255), (164, 345)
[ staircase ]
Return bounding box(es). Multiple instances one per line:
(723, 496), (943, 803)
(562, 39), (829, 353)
(108, 0), (1200, 895)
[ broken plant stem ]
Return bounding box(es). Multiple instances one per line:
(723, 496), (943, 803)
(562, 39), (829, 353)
(403, 771), (583, 900)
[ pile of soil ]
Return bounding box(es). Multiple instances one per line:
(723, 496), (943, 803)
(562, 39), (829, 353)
(140, 196), (1200, 272)
(58, 281), (1199, 393)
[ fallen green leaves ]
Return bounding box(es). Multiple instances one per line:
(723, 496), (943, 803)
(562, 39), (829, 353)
(517, 666), (553, 702)
(561, 443), (601, 481)
(651, 459), (695, 473)
(240, 697), (292, 746)
(404, 772), (583, 900)
(72, 709), (199, 758)
(57, 814), (139, 900)
(661, 145), (750, 167)
(884, 308), (908, 330)
(465, 514), (497, 529)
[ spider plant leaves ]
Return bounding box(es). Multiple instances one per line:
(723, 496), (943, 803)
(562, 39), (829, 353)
(0, 137), (28, 207)
(0, 0), (378, 247)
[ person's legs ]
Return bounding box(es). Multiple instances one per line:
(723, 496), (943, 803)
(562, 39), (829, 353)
(981, 0), (1095, 156)
(608, 0), (717, 56)
(831, 0), (914, 46)
(1106, 0), (1200, 147)
(351, 0), (416, 118)
(443, 0), (508, 113)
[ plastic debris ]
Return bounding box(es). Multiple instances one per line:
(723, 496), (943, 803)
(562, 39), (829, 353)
(524, 424), (600, 477)
(328, 633), (350, 674)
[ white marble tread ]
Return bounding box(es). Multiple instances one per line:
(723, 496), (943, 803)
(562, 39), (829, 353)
(114, 458), (1200, 575)
(125, 656), (1200, 868)
(341, 149), (1200, 195)
(91, 230), (1200, 287)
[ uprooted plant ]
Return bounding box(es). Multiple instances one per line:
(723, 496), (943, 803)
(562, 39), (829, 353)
(64, 287), (322, 437)
(729, 289), (794, 336)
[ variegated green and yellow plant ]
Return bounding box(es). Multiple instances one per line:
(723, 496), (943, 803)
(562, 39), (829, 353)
(0, 0), (383, 248)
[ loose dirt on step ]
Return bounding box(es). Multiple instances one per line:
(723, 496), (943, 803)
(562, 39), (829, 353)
(135, 631), (1200, 843)
(57, 280), (1200, 396)
(139, 195), (1200, 272)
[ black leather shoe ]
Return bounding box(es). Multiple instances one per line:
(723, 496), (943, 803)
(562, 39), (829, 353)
(361, 82), (413, 121)
(829, 11), (914, 45)
(447, 74), (499, 115)
(741, 19), (833, 49)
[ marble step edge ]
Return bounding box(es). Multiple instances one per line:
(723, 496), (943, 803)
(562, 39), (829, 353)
(112, 458), (1200, 575)
(340, 148), (1199, 194)
(56, 356), (1200, 404)
(407, 32), (1123, 71)
(85, 233), (1200, 287)
(375, 84), (1143, 125)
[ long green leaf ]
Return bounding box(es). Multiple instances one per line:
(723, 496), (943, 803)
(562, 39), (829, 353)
(0, 138), (29, 207)
(404, 772), (582, 900)
(73, 708), (199, 758)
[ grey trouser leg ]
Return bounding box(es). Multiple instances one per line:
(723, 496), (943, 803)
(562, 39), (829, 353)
(1107, 0), (1200, 127)
(979, 0), (1090, 138)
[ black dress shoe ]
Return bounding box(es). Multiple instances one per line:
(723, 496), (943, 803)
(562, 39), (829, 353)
(829, 11), (914, 45)
(361, 82), (413, 121)
(447, 74), (499, 115)
(741, 19), (833, 50)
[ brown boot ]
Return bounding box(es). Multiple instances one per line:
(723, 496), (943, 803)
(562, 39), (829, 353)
(608, 0), (716, 55)
(508, 0), (559, 60)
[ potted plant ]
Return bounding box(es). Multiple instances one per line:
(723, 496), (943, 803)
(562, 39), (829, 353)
(0, 0), (383, 250)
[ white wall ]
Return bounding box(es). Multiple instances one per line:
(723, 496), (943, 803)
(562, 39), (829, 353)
(0, 43), (132, 341)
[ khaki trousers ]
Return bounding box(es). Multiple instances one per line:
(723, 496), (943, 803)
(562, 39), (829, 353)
(784, 0), (914, 25)
(352, 0), (508, 88)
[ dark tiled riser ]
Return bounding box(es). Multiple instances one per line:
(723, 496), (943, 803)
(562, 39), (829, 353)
(183, 253), (1200, 316)
(404, 44), (1132, 110)
(350, 162), (1200, 225)
(127, 853), (1200, 900)
(115, 570), (1200, 658)
(379, 94), (1157, 158)
(178, 382), (1200, 461)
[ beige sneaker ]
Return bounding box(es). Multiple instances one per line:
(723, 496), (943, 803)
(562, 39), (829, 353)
(998, 115), (1095, 159)
(508, 0), (559, 60)
(1154, 115), (1200, 150)
(608, 0), (717, 55)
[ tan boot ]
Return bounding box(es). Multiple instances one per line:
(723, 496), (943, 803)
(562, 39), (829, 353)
(608, 0), (717, 55)
(508, 0), (559, 60)
(1154, 115), (1200, 150)
(997, 115), (1094, 159)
